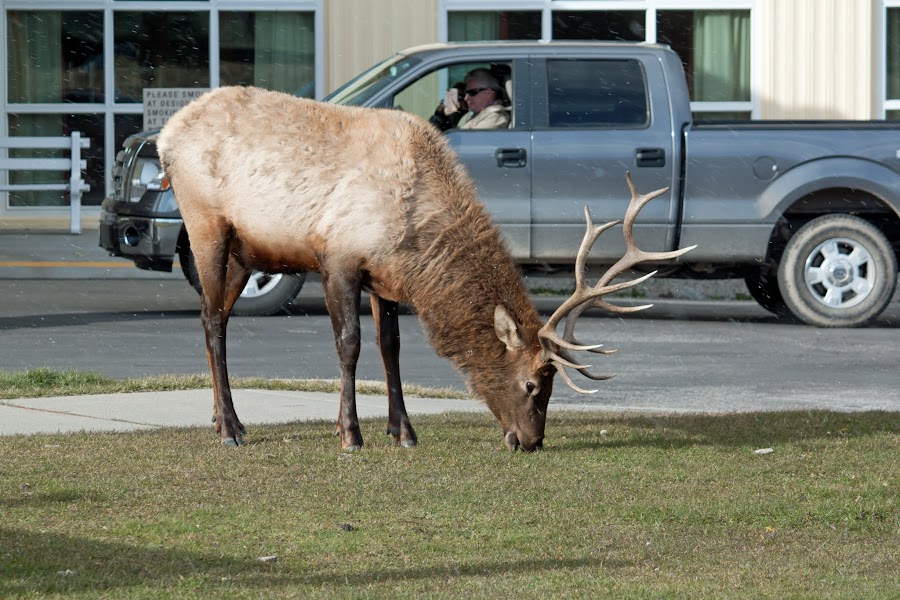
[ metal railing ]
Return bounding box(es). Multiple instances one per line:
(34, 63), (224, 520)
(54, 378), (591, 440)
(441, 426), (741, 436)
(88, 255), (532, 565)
(0, 132), (91, 234)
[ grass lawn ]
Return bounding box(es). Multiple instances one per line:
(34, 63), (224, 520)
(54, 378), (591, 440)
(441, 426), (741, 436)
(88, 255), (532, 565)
(0, 372), (897, 598)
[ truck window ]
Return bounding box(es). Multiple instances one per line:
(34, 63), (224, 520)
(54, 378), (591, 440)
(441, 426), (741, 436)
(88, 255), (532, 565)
(546, 59), (648, 128)
(392, 62), (514, 129)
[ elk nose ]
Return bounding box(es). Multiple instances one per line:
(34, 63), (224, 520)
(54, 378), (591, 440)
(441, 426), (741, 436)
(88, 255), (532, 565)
(519, 436), (544, 453)
(504, 431), (544, 452)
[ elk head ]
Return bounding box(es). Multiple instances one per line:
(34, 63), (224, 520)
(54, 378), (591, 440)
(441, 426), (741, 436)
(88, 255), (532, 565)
(493, 172), (695, 451)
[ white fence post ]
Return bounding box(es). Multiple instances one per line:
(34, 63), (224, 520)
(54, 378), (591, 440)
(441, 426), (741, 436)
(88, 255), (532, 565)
(69, 131), (82, 234)
(0, 132), (90, 233)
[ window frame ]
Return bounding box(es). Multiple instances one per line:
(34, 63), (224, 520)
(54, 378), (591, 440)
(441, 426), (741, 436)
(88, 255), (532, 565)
(542, 57), (651, 130)
(0, 0), (323, 213)
(881, 0), (900, 118)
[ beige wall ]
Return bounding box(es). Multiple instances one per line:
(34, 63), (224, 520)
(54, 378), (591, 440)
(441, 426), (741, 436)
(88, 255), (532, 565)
(759, 0), (877, 119)
(324, 0), (438, 94)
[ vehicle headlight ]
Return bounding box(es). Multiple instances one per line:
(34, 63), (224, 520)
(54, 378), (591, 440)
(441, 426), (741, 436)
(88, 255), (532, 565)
(146, 169), (170, 192)
(128, 158), (161, 202)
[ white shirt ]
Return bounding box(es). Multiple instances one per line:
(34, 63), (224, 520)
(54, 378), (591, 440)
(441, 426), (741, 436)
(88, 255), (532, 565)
(458, 104), (511, 129)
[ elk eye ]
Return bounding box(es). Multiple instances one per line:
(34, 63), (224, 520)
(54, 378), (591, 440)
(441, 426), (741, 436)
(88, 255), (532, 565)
(525, 381), (536, 395)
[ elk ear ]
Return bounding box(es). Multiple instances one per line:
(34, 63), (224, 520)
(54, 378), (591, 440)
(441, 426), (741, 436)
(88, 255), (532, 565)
(494, 305), (525, 351)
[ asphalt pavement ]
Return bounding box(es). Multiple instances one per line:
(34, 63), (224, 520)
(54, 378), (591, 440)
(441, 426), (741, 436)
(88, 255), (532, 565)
(1, 227), (897, 437)
(0, 230), (510, 435)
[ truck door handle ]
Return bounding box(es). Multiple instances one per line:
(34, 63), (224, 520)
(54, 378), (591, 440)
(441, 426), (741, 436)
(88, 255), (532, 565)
(636, 147), (666, 168)
(496, 148), (527, 168)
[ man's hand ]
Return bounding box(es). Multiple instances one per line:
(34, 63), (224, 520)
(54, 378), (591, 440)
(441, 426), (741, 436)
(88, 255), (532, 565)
(443, 87), (462, 115)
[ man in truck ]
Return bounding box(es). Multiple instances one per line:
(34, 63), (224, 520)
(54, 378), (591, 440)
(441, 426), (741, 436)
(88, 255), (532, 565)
(430, 68), (510, 131)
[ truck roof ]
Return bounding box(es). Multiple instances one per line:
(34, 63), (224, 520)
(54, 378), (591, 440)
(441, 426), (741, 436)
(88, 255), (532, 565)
(397, 40), (672, 57)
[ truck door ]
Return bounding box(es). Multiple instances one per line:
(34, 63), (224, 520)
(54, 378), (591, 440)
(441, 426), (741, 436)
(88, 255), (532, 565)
(443, 60), (532, 260)
(529, 55), (678, 262)
(387, 59), (532, 260)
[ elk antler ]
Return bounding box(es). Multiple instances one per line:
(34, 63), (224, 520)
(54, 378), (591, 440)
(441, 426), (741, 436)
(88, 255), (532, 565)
(538, 172), (696, 393)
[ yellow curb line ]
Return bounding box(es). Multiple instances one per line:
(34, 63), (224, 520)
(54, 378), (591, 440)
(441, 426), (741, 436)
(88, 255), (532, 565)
(0, 261), (181, 268)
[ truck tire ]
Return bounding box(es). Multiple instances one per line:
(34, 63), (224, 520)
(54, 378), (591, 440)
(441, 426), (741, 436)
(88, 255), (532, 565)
(744, 269), (790, 317)
(777, 214), (897, 327)
(180, 248), (306, 316)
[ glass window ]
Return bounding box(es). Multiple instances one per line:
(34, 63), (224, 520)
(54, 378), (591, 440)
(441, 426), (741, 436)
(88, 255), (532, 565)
(552, 11), (645, 41)
(220, 12), (315, 96)
(114, 114), (145, 153)
(326, 54), (422, 106)
(7, 11), (104, 103)
(391, 62), (513, 129)
(114, 12), (209, 103)
(448, 11), (541, 41)
(887, 9), (900, 103)
(546, 59), (648, 128)
(657, 10), (750, 104)
(7, 114), (104, 207)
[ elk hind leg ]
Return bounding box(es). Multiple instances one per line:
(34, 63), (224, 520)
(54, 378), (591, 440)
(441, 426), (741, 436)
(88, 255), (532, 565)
(322, 267), (364, 451)
(372, 295), (417, 448)
(194, 232), (251, 446)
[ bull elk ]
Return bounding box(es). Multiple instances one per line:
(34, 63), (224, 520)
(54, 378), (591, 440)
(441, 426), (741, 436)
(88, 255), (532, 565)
(157, 86), (693, 452)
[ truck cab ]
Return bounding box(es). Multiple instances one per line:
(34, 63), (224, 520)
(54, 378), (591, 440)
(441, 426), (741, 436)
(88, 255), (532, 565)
(329, 42), (690, 262)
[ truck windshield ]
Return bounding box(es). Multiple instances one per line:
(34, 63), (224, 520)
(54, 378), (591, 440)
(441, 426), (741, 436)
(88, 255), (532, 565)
(325, 53), (422, 106)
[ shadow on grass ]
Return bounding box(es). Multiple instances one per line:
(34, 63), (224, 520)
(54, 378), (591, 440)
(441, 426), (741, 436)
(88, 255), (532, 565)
(0, 527), (263, 596)
(0, 527), (619, 595)
(296, 556), (622, 588)
(548, 409), (900, 451)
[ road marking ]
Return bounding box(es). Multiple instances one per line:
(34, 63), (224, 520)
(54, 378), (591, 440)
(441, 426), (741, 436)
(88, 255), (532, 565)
(0, 261), (135, 268)
(0, 261), (181, 268)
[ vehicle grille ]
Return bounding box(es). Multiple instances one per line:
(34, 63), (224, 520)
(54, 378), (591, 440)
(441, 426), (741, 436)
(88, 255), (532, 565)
(113, 137), (143, 202)
(111, 149), (126, 199)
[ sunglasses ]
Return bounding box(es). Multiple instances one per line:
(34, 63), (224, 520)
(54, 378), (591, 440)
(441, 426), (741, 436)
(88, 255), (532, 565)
(463, 87), (491, 97)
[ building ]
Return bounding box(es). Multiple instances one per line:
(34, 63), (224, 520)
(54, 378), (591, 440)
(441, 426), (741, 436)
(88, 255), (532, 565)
(1, 0), (898, 229)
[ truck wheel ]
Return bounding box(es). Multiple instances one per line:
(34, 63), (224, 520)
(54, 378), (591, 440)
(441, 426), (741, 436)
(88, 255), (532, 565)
(180, 249), (306, 316)
(777, 214), (897, 327)
(744, 269), (790, 316)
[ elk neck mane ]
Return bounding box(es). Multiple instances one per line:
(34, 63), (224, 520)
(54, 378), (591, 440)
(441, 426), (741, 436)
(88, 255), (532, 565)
(397, 147), (542, 378)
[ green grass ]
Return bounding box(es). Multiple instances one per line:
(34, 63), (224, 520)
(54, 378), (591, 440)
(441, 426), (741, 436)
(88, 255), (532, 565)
(0, 368), (468, 401)
(0, 370), (898, 597)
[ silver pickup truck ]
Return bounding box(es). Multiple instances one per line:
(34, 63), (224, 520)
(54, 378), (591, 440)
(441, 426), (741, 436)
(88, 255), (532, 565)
(100, 41), (900, 327)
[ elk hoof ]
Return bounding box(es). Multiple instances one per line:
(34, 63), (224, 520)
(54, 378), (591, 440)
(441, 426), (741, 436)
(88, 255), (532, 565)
(401, 439), (417, 449)
(222, 437), (245, 448)
(342, 444), (361, 453)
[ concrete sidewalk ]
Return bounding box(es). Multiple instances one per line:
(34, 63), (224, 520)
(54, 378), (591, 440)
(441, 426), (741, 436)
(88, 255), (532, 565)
(0, 389), (492, 436)
(0, 387), (761, 438)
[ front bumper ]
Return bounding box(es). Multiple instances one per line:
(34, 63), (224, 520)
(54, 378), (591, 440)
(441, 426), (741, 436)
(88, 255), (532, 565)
(99, 200), (182, 272)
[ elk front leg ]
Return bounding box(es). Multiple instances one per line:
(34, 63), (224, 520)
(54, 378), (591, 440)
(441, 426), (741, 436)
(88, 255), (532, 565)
(198, 248), (251, 447)
(371, 295), (417, 448)
(322, 268), (364, 451)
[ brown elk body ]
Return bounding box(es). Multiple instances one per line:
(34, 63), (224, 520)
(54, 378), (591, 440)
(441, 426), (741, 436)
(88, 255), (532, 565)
(157, 86), (692, 451)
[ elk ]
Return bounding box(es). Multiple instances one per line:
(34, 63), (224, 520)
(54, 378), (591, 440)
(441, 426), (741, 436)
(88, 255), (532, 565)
(157, 86), (693, 452)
